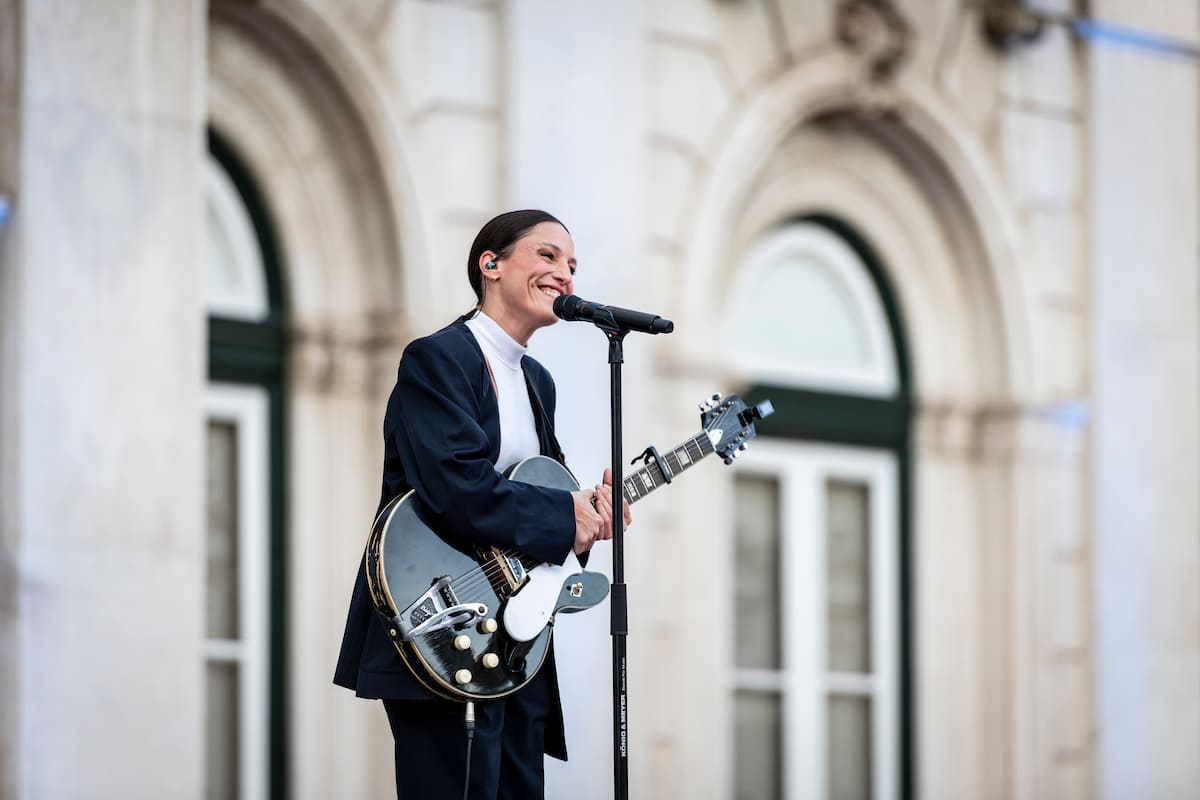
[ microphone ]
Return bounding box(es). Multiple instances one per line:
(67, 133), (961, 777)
(552, 294), (674, 335)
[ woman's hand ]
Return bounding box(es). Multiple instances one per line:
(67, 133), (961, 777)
(572, 468), (633, 555)
(571, 490), (604, 555)
(591, 467), (632, 542)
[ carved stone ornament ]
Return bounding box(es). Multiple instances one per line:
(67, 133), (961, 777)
(835, 0), (914, 83)
(979, 0), (1047, 51)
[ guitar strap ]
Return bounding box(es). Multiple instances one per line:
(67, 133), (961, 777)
(522, 363), (589, 568)
(523, 363), (570, 471)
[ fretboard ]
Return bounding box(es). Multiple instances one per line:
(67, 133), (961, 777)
(621, 432), (715, 505)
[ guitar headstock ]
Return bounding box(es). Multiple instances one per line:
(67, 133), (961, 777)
(699, 393), (774, 464)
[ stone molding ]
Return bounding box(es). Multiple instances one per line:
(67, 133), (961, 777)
(659, 50), (1034, 403)
(289, 315), (409, 398)
(209, 0), (427, 325)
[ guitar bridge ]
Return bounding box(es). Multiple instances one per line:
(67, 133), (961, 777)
(481, 546), (529, 597)
(394, 575), (488, 641)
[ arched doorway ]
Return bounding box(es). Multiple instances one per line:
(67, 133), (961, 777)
(664, 70), (1035, 795)
(205, 4), (417, 796)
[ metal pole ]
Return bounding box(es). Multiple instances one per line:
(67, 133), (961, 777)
(607, 331), (629, 800)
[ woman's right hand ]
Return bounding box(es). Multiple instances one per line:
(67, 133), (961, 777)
(571, 490), (604, 555)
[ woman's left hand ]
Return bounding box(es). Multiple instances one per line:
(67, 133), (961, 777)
(591, 467), (632, 540)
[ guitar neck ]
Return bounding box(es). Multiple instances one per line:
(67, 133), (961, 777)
(620, 431), (715, 504)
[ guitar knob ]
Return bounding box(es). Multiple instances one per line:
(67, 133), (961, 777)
(454, 669), (473, 685)
(478, 618), (498, 634)
(482, 653), (500, 669)
(453, 634), (471, 651)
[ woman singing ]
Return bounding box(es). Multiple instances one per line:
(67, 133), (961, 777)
(334, 209), (631, 798)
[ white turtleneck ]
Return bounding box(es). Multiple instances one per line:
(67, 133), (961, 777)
(465, 311), (541, 469)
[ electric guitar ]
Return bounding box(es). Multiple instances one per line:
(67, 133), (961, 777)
(364, 393), (773, 702)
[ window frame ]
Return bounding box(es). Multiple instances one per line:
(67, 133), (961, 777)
(205, 383), (272, 800)
(731, 214), (914, 800)
(205, 127), (289, 800)
(732, 440), (899, 800)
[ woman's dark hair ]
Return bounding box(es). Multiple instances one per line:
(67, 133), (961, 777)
(466, 209), (568, 307)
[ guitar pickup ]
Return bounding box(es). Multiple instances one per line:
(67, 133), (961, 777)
(394, 575), (488, 641)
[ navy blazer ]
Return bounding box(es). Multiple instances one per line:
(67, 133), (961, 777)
(333, 318), (578, 759)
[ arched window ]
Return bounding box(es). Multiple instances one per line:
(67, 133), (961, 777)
(729, 218), (912, 800)
(203, 129), (288, 800)
(725, 223), (898, 397)
(205, 149), (269, 323)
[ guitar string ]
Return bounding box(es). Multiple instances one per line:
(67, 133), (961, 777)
(427, 434), (715, 600)
(448, 449), (676, 598)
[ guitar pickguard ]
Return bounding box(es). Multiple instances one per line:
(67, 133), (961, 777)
(502, 552), (609, 642)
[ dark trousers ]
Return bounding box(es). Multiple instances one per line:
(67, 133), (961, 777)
(382, 668), (552, 799)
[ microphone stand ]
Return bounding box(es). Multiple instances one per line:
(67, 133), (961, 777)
(591, 310), (631, 800)
(563, 295), (671, 799)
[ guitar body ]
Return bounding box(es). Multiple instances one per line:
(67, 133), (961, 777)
(364, 393), (773, 703)
(365, 455), (610, 701)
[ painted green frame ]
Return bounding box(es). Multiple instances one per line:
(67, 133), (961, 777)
(742, 213), (914, 800)
(206, 127), (290, 800)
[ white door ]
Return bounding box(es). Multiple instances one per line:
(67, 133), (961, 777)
(732, 439), (898, 800)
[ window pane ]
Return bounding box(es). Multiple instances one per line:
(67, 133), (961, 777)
(204, 156), (268, 321)
(734, 475), (781, 670)
(206, 421), (240, 639)
(206, 661), (240, 800)
(828, 694), (872, 800)
(725, 223), (898, 396)
(731, 258), (871, 369)
(826, 480), (870, 673)
(735, 690), (782, 800)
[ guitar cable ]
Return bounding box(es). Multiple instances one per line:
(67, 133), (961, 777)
(462, 701), (475, 800)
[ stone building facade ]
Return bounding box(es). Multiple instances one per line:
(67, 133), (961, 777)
(1, 0), (1198, 798)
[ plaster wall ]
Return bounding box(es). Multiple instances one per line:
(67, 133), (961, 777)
(2, 0), (207, 796)
(1091, 3), (1200, 797)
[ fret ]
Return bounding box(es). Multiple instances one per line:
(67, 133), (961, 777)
(617, 431), (714, 506)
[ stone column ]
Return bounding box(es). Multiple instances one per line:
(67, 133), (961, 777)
(0, 2), (206, 797)
(0, 2), (20, 795)
(1090, 5), (1200, 797)
(502, 1), (647, 795)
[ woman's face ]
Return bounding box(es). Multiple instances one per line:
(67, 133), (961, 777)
(481, 221), (576, 343)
